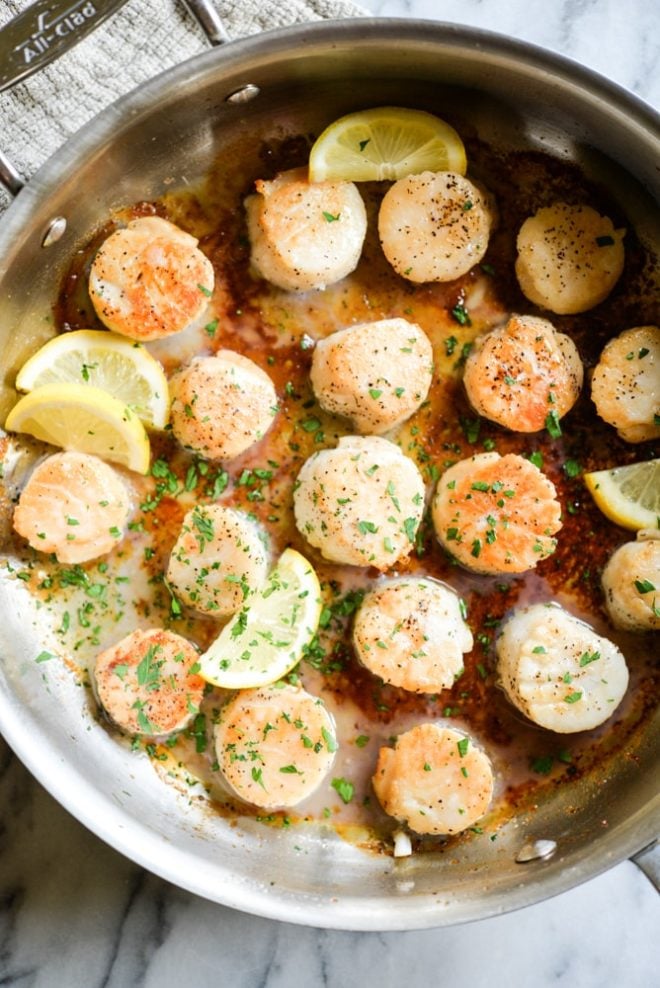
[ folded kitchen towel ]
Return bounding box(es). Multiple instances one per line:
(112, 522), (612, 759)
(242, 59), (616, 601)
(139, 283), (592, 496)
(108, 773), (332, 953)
(0, 0), (367, 213)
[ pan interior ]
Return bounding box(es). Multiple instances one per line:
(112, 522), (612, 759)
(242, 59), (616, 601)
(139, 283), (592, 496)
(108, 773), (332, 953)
(0, 23), (658, 929)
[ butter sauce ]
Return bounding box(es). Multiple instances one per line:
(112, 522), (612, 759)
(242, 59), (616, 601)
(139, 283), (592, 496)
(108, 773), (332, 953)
(9, 128), (658, 854)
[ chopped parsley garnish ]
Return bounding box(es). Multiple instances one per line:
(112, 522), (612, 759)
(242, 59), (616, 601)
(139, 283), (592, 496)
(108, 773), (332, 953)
(231, 608), (249, 639)
(451, 304), (471, 326)
(192, 507), (214, 547)
(81, 361), (97, 382)
(403, 517), (417, 543)
(136, 644), (162, 690)
(209, 470), (229, 499)
(189, 713), (207, 754)
(331, 777), (354, 804)
(460, 416), (481, 444)
(251, 767), (266, 789)
(322, 727), (338, 753)
(545, 410), (562, 438)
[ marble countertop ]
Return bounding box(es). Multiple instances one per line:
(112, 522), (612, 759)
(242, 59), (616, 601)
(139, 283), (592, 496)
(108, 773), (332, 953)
(1, 1), (658, 985)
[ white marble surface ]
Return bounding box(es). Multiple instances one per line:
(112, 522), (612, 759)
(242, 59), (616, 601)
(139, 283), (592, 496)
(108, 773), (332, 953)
(1, 0), (659, 985)
(364, 0), (660, 108)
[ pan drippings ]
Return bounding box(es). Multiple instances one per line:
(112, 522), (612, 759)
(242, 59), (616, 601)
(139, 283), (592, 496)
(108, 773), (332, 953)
(7, 128), (658, 855)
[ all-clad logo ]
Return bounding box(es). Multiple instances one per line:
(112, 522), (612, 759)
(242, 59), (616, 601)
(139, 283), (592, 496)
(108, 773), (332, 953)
(18, 2), (97, 64)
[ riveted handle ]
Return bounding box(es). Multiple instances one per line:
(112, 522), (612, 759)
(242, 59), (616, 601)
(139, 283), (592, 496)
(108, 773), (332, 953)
(181, 0), (230, 44)
(631, 840), (660, 894)
(0, 0), (229, 196)
(0, 0), (131, 95)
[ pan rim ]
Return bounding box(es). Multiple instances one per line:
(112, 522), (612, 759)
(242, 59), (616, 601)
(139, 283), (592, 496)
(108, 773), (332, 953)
(2, 16), (658, 234)
(0, 17), (657, 929)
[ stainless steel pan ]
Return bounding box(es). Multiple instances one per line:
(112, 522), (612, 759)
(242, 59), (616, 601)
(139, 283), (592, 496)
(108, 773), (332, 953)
(0, 4), (658, 929)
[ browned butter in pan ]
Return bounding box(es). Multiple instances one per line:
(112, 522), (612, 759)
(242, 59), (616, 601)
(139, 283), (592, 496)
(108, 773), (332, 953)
(17, 125), (659, 855)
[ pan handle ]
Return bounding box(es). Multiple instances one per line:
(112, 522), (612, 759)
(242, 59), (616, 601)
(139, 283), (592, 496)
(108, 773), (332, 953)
(181, 0), (230, 44)
(0, 0), (229, 196)
(630, 840), (660, 894)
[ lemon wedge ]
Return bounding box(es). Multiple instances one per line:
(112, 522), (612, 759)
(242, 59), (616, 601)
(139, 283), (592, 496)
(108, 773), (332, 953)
(584, 459), (660, 530)
(4, 382), (151, 474)
(15, 329), (169, 430)
(308, 106), (467, 183)
(198, 548), (322, 689)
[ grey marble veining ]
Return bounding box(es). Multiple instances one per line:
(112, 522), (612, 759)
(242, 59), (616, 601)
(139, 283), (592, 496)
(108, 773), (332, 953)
(1, 1), (659, 985)
(363, 0), (660, 107)
(1, 736), (659, 988)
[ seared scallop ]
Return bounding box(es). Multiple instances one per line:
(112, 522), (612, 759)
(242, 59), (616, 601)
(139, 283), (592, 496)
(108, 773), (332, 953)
(94, 628), (205, 736)
(214, 684), (337, 809)
(372, 724), (494, 835)
(496, 602), (629, 733)
(293, 435), (425, 569)
(378, 171), (492, 283)
(89, 216), (214, 341)
(463, 314), (583, 433)
(431, 452), (562, 575)
(515, 203), (625, 314)
(13, 451), (129, 564)
(591, 326), (660, 443)
(352, 578), (472, 693)
(245, 167), (367, 292)
(169, 351), (278, 460)
(601, 535), (660, 632)
(310, 318), (434, 434)
(166, 504), (269, 618)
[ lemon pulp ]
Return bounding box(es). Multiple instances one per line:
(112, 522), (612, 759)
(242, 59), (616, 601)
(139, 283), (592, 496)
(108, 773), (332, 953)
(198, 548), (323, 689)
(308, 106), (467, 183)
(584, 459), (660, 531)
(15, 329), (169, 430)
(4, 382), (151, 474)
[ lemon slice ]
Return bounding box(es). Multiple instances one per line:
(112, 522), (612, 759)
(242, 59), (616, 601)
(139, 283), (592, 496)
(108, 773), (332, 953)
(4, 382), (151, 474)
(584, 459), (660, 530)
(15, 329), (169, 430)
(198, 548), (322, 689)
(308, 106), (467, 183)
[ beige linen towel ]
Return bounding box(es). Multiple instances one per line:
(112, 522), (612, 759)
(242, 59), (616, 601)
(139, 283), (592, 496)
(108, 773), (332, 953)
(0, 0), (366, 212)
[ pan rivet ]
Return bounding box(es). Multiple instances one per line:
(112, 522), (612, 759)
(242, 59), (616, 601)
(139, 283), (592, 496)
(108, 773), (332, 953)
(515, 839), (557, 863)
(42, 217), (67, 248)
(225, 84), (260, 104)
